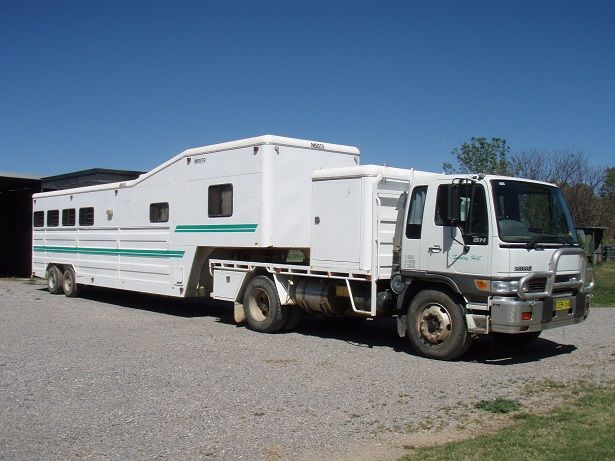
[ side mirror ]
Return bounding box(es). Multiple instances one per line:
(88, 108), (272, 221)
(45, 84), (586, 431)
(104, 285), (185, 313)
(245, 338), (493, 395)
(447, 184), (461, 223)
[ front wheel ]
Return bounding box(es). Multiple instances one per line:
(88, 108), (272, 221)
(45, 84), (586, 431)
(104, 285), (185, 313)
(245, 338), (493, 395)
(243, 276), (288, 333)
(406, 290), (471, 360)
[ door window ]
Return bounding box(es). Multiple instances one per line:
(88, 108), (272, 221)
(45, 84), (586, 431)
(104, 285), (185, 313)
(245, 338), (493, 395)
(406, 186), (427, 239)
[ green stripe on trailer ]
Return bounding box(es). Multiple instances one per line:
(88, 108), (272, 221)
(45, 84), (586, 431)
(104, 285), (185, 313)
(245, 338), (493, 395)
(175, 224), (258, 233)
(33, 246), (185, 258)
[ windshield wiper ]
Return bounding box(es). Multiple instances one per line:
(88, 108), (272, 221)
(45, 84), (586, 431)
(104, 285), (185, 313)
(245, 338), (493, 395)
(526, 232), (574, 249)
(556, 235), (576, 247)
(526, 233), (548, 249)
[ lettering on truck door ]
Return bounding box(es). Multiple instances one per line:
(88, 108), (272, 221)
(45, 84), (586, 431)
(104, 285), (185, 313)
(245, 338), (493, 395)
(423, 181), (491, 278)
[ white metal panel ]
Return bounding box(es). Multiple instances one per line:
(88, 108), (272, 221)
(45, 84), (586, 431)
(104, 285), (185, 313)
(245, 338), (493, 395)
(311, 178), (362, 268)
(267, 145), (359, 248)
(212, 270), (247, 301)
(374, 180), (407, 278)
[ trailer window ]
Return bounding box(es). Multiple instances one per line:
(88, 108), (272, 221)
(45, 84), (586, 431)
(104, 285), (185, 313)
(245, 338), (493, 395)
(79, 207), (95, 226)
(33, 211), (44, 227)
(406, 186), (427, 239)
(47, 210), (59, 227)
(208, 184), (233, 217)
(62, 208), (76, 226)
(150, 202), (169, 223)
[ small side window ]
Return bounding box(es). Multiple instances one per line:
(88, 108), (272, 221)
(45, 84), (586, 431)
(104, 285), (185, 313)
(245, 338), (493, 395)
(406, 186), (427, 239)
(47, 210), (59, 227)
(79, 207), (94, 226)
(62, 208), (76, 226)
(33, 211), (44, 227)
(208, 184), (233, 217)
(150, 202), (169, 223)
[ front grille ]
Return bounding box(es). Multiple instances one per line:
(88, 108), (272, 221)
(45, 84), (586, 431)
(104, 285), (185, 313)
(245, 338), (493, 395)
(526, 275), (577, 294)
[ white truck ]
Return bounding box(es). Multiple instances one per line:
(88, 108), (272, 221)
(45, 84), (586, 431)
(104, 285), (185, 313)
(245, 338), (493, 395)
(32, 135), (593, 360)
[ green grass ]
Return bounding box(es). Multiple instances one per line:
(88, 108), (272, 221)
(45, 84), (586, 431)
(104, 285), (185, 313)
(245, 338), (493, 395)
(592, 263), (615, 306)
(400, 387), (615, 461)
(475, 398), (522, 414)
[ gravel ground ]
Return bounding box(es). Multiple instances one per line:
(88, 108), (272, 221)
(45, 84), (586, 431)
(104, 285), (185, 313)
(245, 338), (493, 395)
(1, 278), (614, 461)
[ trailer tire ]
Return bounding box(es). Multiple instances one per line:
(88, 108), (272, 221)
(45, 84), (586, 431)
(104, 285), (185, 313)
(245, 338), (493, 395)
(406, 289), (471, 360)
(47, 265), (64, 295)
(243, 276), (287, 333)
(62, 266), (81, 297)
(492, 331), (541, 347)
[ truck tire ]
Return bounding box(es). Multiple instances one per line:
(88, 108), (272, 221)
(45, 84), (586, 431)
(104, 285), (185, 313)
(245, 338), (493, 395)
(406, 289), (471, 360)
(47, 265), (64, 295)
(492, 331), (541, 347)
(243, 276), (287, 333)
(62, 266), (81, 297)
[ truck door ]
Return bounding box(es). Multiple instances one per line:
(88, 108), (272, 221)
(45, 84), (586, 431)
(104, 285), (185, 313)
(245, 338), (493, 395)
(400, 184), (429, 272)
(422, 181), (491, 279)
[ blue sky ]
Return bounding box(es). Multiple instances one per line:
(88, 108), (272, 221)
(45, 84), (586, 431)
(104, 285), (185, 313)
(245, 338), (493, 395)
(1, 0), (613, 176)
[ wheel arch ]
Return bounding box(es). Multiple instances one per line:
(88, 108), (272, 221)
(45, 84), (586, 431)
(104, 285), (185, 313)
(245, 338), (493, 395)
(396, 277), (466, 315)
(234, 267), (271, 304)
(46, 262), (78, 275)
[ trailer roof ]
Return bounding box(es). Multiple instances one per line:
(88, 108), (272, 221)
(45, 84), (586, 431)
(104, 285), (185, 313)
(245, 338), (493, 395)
(34, 135), (360, 198)
(183, 135), (360, 156)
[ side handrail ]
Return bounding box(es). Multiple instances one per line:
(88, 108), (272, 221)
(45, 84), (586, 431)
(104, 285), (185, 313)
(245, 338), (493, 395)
(517, 247), (587, 300)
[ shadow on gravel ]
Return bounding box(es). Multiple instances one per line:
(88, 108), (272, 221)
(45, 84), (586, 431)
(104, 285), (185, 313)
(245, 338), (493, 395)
(293, 316), (408, 351)
(293, 317), (578, 363)
(40, 285), (235, 322)
(464, 336), (577, 365)
(34, 283), (578, 363)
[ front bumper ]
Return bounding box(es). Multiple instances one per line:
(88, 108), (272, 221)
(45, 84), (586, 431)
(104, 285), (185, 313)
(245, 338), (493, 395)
(490, 293), (590, 334)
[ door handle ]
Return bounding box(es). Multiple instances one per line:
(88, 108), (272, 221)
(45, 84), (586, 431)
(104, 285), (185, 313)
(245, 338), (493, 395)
(429, 245), (442, 254)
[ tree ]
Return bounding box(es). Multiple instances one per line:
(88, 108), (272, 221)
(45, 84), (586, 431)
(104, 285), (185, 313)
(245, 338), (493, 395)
(443, 137), (515, 176)
(599, 167), (615, 242)
(513, 149), (609, 228)
(600, 167), (615, 199)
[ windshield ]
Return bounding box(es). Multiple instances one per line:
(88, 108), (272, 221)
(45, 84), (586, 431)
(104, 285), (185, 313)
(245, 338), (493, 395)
(491, 180), (576, 245)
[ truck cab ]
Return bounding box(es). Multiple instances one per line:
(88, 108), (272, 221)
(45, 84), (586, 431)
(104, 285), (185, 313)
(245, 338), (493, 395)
(395, 174), (592, 359)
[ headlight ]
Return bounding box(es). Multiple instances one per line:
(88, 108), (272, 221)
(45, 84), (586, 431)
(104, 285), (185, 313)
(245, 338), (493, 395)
(584, 267), (595, 293)
(491, 280), (520, 294)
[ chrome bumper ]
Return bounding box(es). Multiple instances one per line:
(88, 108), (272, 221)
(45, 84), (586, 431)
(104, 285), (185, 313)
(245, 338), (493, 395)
(490, 293), (590, 334)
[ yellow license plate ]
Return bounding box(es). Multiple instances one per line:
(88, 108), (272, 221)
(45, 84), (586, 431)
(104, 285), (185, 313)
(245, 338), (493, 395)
(555, 299), (571, 311)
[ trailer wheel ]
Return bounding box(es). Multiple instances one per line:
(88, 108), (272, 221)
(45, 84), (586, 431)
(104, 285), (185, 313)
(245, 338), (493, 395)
(492, 331), (541, 347)
(62, 266), (81, 297)
(47, 266), (64, 295)
(243, 276), (287, 333)
(406, 289), (471, 360)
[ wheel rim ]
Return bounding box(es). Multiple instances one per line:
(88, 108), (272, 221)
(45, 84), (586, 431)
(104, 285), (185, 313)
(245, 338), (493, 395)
(248, 288), (270, 322)
(64, 275), (72, 293)
(417, 303), (452, 345)
(49, 271), (57, 289)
